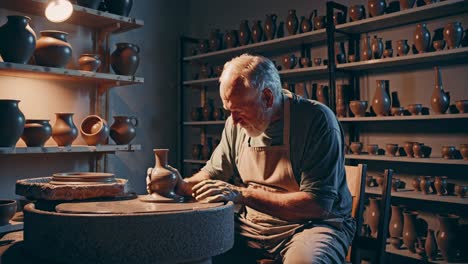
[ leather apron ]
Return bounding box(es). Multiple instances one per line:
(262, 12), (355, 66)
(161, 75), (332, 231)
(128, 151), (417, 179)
(235, 94), (306, 254)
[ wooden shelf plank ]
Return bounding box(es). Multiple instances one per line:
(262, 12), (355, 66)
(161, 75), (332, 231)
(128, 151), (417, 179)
(183, 77), (219, 85)
(346, 154), (468, 165)
(183, 121), (226, 126)
(386, 243), (466, 264)
(336, 0), (468, 34)
(339, 113), (468, 122)
(0, 62), (144, 87)
(183, 159), (208, 164)
(337, 47), (468, 72)
(0, 220), (23, 235)
(366, 187), (467, 205)
(0, 0), (144, 33)
(183, 29), (327, 63)
(0, 144), (141, 155)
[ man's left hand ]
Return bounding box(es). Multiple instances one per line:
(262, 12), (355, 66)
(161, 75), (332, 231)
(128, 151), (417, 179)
(192, 180), (243, 203)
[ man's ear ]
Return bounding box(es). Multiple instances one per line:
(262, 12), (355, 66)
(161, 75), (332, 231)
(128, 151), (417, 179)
(262, 88), (274, 108)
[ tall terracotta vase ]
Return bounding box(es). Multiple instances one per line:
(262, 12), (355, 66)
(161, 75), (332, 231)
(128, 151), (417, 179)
(389, 205), (404, 249)
(264, 14), (277, 40)
(147, 149), (183, 202)
(239, 20), (251, 46)
(443, 22), (463, 49)
(316, 85), (329, 106)
(286, 9), (298, 35)
(431, 66), (449, 114)
(34, 30), (73, 68)
(367, 197), (381, 238)
(372, 80), (391, 116)
(0, 100), (25, 147)
(110, 116), (138, 145)
(0, 16), (37, 64)
(104, 0), (133, 16)
(52, 113), (78, 147)
(425, 229), (438, 261)
(336, 84), (348, 117)
(361, 35), (372, 61)
(413, 23), (431, 53)
(436, 214), (459, 261)
(111, 43), (140, 75)
(402, 210), (419, 253)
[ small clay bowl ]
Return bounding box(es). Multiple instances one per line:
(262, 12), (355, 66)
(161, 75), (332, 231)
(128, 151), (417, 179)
(350, 142), (363, 154)
(391, 106), (404, 116)
(455, 100), (468, 113)
(386, 143), (399, 156)
(0, 200), (17, 226)
(348, 54), (357, 62)
(313, 58), (322, 66)
(367, 144), (379, 155)
(407, 104), (423, 115)
(80, 115), (110, 146)
(433, 40), (446, 51)
(350, 100), (368, 117)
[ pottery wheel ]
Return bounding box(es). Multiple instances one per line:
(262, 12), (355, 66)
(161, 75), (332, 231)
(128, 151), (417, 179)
(55, 196), (222, 214)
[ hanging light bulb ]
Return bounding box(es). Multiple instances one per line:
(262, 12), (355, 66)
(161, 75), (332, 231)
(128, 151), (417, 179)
(45, 0), (73, 23)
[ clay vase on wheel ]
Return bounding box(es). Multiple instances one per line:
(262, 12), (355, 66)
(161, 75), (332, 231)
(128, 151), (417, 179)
(0, 100), (25, 147)
(146, 149), (183, 202)
(111, 43), (140, 75)
(34, 30), (73, 68)
(110, 116), (138, 145)
(104, 0), (133, 16)
(0, 16), (37, 64)
(52, 113), (78, 147)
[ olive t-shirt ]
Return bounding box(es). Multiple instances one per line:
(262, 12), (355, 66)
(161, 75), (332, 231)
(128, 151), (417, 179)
(201, 90), (352, 219)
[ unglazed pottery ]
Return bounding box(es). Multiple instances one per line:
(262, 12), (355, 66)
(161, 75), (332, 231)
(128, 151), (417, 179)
(389, 205), (403, 249)
(402, 211), (418, 253)
(413, 143), (432, 158)
(350, 100), (368, 117)
(455, 100), (468, 113)
(335, 84), (348, 117)
(454, 184), (467, 197)
(349, 5), (365, 21)
(372, 80), (391, 116)
(441, 146), (456, 159)
(367, 197), (381, 238)
(111, 43), (140, 75)
(0, 16), (36, 64)
(21, 119), (52, 147)
(80, 115), (109, 146)
(431, 66), (450, 114)
(52, 113), (78, 147)
(411, 176), (421, 191)
(316, 85), (329, 106)
(460, 144), (468, 160)
(299, 57), (311, 68)
(110, 116), (138, 145)
(350, 142), (363, 154)
(348, 54), (357, 62)
(264, 14), (278, 40)
(436, 214), (459, 261)
(420, 176), (432, 194)
(313, 16), (326, 30)
(434, 176), (448, 195)
(367, 144), (379, 155)
(78, 54), (101, 72)
(413, 23), (431, 53)
(282, 54), (297, 70)
(34, 30), (72, 68)
(147, 149), (183, 202)
(0, 100), (25, 147)
(403, 141), (415, 157)
(433, 40), (446, 51)
(0, 200), (17, 226)
(386, 143), (398, 156)
(286, 10), (298, 35)
(104, 0), (133, 16)
(361, 35), (372, 61)
(313, 57), (322, 66)
(300, 16), (312, 33)
(368, 0), (386, 17)
(444, 22), (463, 49)
(396, 39), (410, 56)
(425, 229), (438, 261)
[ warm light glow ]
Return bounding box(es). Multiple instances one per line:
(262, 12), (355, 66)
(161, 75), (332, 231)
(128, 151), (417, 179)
(45, 0), (73, 23)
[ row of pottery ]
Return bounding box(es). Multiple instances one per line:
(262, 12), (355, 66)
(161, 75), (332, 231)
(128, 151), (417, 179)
(191, 137), (220, 160)
(76, 0), (133, 16)
(0, 16), (140, 75)
(190, 99), (229, 121)
(0, 99), (137, 147)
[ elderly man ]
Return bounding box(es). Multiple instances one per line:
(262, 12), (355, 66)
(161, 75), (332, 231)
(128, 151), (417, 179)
(149, 54), (354, 263)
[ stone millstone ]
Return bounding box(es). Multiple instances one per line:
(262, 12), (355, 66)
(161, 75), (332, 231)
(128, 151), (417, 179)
(15, 177), (128, 200)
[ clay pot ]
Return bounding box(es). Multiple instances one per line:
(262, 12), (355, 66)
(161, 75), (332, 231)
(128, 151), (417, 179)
(21, 119), (52, 147)
(443, 22), (463, 49)
(299, 57), (311, 68)
(371, 36), (384, 59)
(349, 5), (365, 21)
(376, 176), (384, 187)
(313, 58), (322, 66)
(110, 116), (138, 145)
(191, 144), (202, 160)
(282, 54), (297, 70)
(425, 229), (438, 260)
(190, 107), (202, 121)
(76, 0), (101, 9)
(367, 197), (381, 238)
(212, 108), (225, 121)
(316, 85), (329, 106)
(441, 145), (456, 159)
(434, 176), (448, 195)
(437, 214), (459, 262)
(396, 39), (410, 56)
(361, 35), (372, 61)
(383, 47), (393, 58)
(80, 115), (109, 146)
(402, 211), (419, 253)
(0, 100), (25, 147)
(454, 184), (467, 197)
(198, 39), (209, 54)
(455, 100), (468, 113)
(333, 12), (345, 25)
(313, 16), (326, 30)
(52, 113), (78, 147)
(368, 0), (386, 17)
(78, 54), (101, 72)
(264, 14), (277, 40)
(251, 21), (263, 43)
(413, 143), (432, 158)
(431, 66), (450, 114)
(399, 0), (416, 9)
(420, 176), (432, 194)
(348, 54), (358, 62)
(286, 10), (298, 35)
(411, 176), (421, 191)
(238, 21), (251, 46)
(0, 200), (17, 226)
(460, 144), (468, 160)
(413, 23), (431, 53)
(367, 144), (379, 155)
(148, 149), (181, 201)
(390, 107), (404, 116)
(433, 40), (446, 51)
(350, 142), (363, 154)
(0, 16), (37, 64)
(300, 16), (312, 33)
(372, 80), (391, 116)
(389, 205), (404, 247)
(224, 30), (239, 49)
(386, 144), (398, 157)
(403, 141), (415, 157)
(202, 98), (215, 121)
(34, 30), (72, 68)
(407, 103), (422, 115)
(350, 100), (368, 117)
(104, 0), (133, 16)
(208, 29), (222, 51)
(111, 43), (140, 75)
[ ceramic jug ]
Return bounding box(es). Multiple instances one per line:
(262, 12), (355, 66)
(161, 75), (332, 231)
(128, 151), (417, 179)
(431, 66), (449, 114)
(208, 29), (222, 51)
(110, 116), (138, 145)
(239, 20), (251, 46)
(0, 16), (36, 64)
(21, 119), (52, 147)
(286, 9), (298, 35)
(111, 43), (140, 75)
(396, 39), (410, 56)
(264, 14), (277, 40)
(0, 100), (25, 147)
(413, 23), (431, 53)
(52, 113), (78, 147)
(372, 80), (391, 116)
(444, 22), (463, 49)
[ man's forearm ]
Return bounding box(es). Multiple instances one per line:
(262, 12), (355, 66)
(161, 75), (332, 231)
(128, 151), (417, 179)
(238, 188), (329, 222)
(176, 170), (211, 196)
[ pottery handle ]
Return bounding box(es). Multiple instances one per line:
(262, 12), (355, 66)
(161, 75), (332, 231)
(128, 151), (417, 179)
(130, 116), (138, 127)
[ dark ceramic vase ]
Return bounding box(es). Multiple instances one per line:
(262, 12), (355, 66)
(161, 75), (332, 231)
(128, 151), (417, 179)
(0, 100), (25, 147)
(286, 9), (298, 35)
(52, 113), (78, 147)
(111, 43), (140, 75)
(414, 23), (431, 53)
(208, 29), (222, 51)
(78, 54), (101, 72)
(368, 0), (386, 17)
(437, 214), (459, 262)
(251, 21), (263, 43)
(402, 211), (419, 253)
(0, 16), (37, 64)
(21, 119), (52, 147)
(396, 39), (410, 56)
(34, 30), (72, 68)
(104, 0), (133, 16)
(224, 30), (239, 49)
(238, 20), (251, 46)
(264, 14), (277, 40)
(361, 35), (372, 61)
(444, 22), (463, 49)
(431, 66), (449, 114)
(110, 116), (138, 145)
(372, 80), (391, 116)
(300, 16), (312, 33)
(80, 115), (109, 146)
(371, 35), (384, 59)
(77, 0), (102, 9)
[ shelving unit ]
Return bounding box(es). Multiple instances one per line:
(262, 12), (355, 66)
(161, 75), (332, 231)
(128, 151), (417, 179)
(346, 154), (468, 165)
(366, 186), (468, 205)
(339, 113), (468, 122)
(0, 144), (141, 155)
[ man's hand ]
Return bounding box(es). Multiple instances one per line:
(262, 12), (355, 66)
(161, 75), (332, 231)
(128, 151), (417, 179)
(192, 180), (243, 203)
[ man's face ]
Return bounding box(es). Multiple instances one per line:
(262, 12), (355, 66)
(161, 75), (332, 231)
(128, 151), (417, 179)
(220, 78), (271, 137)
